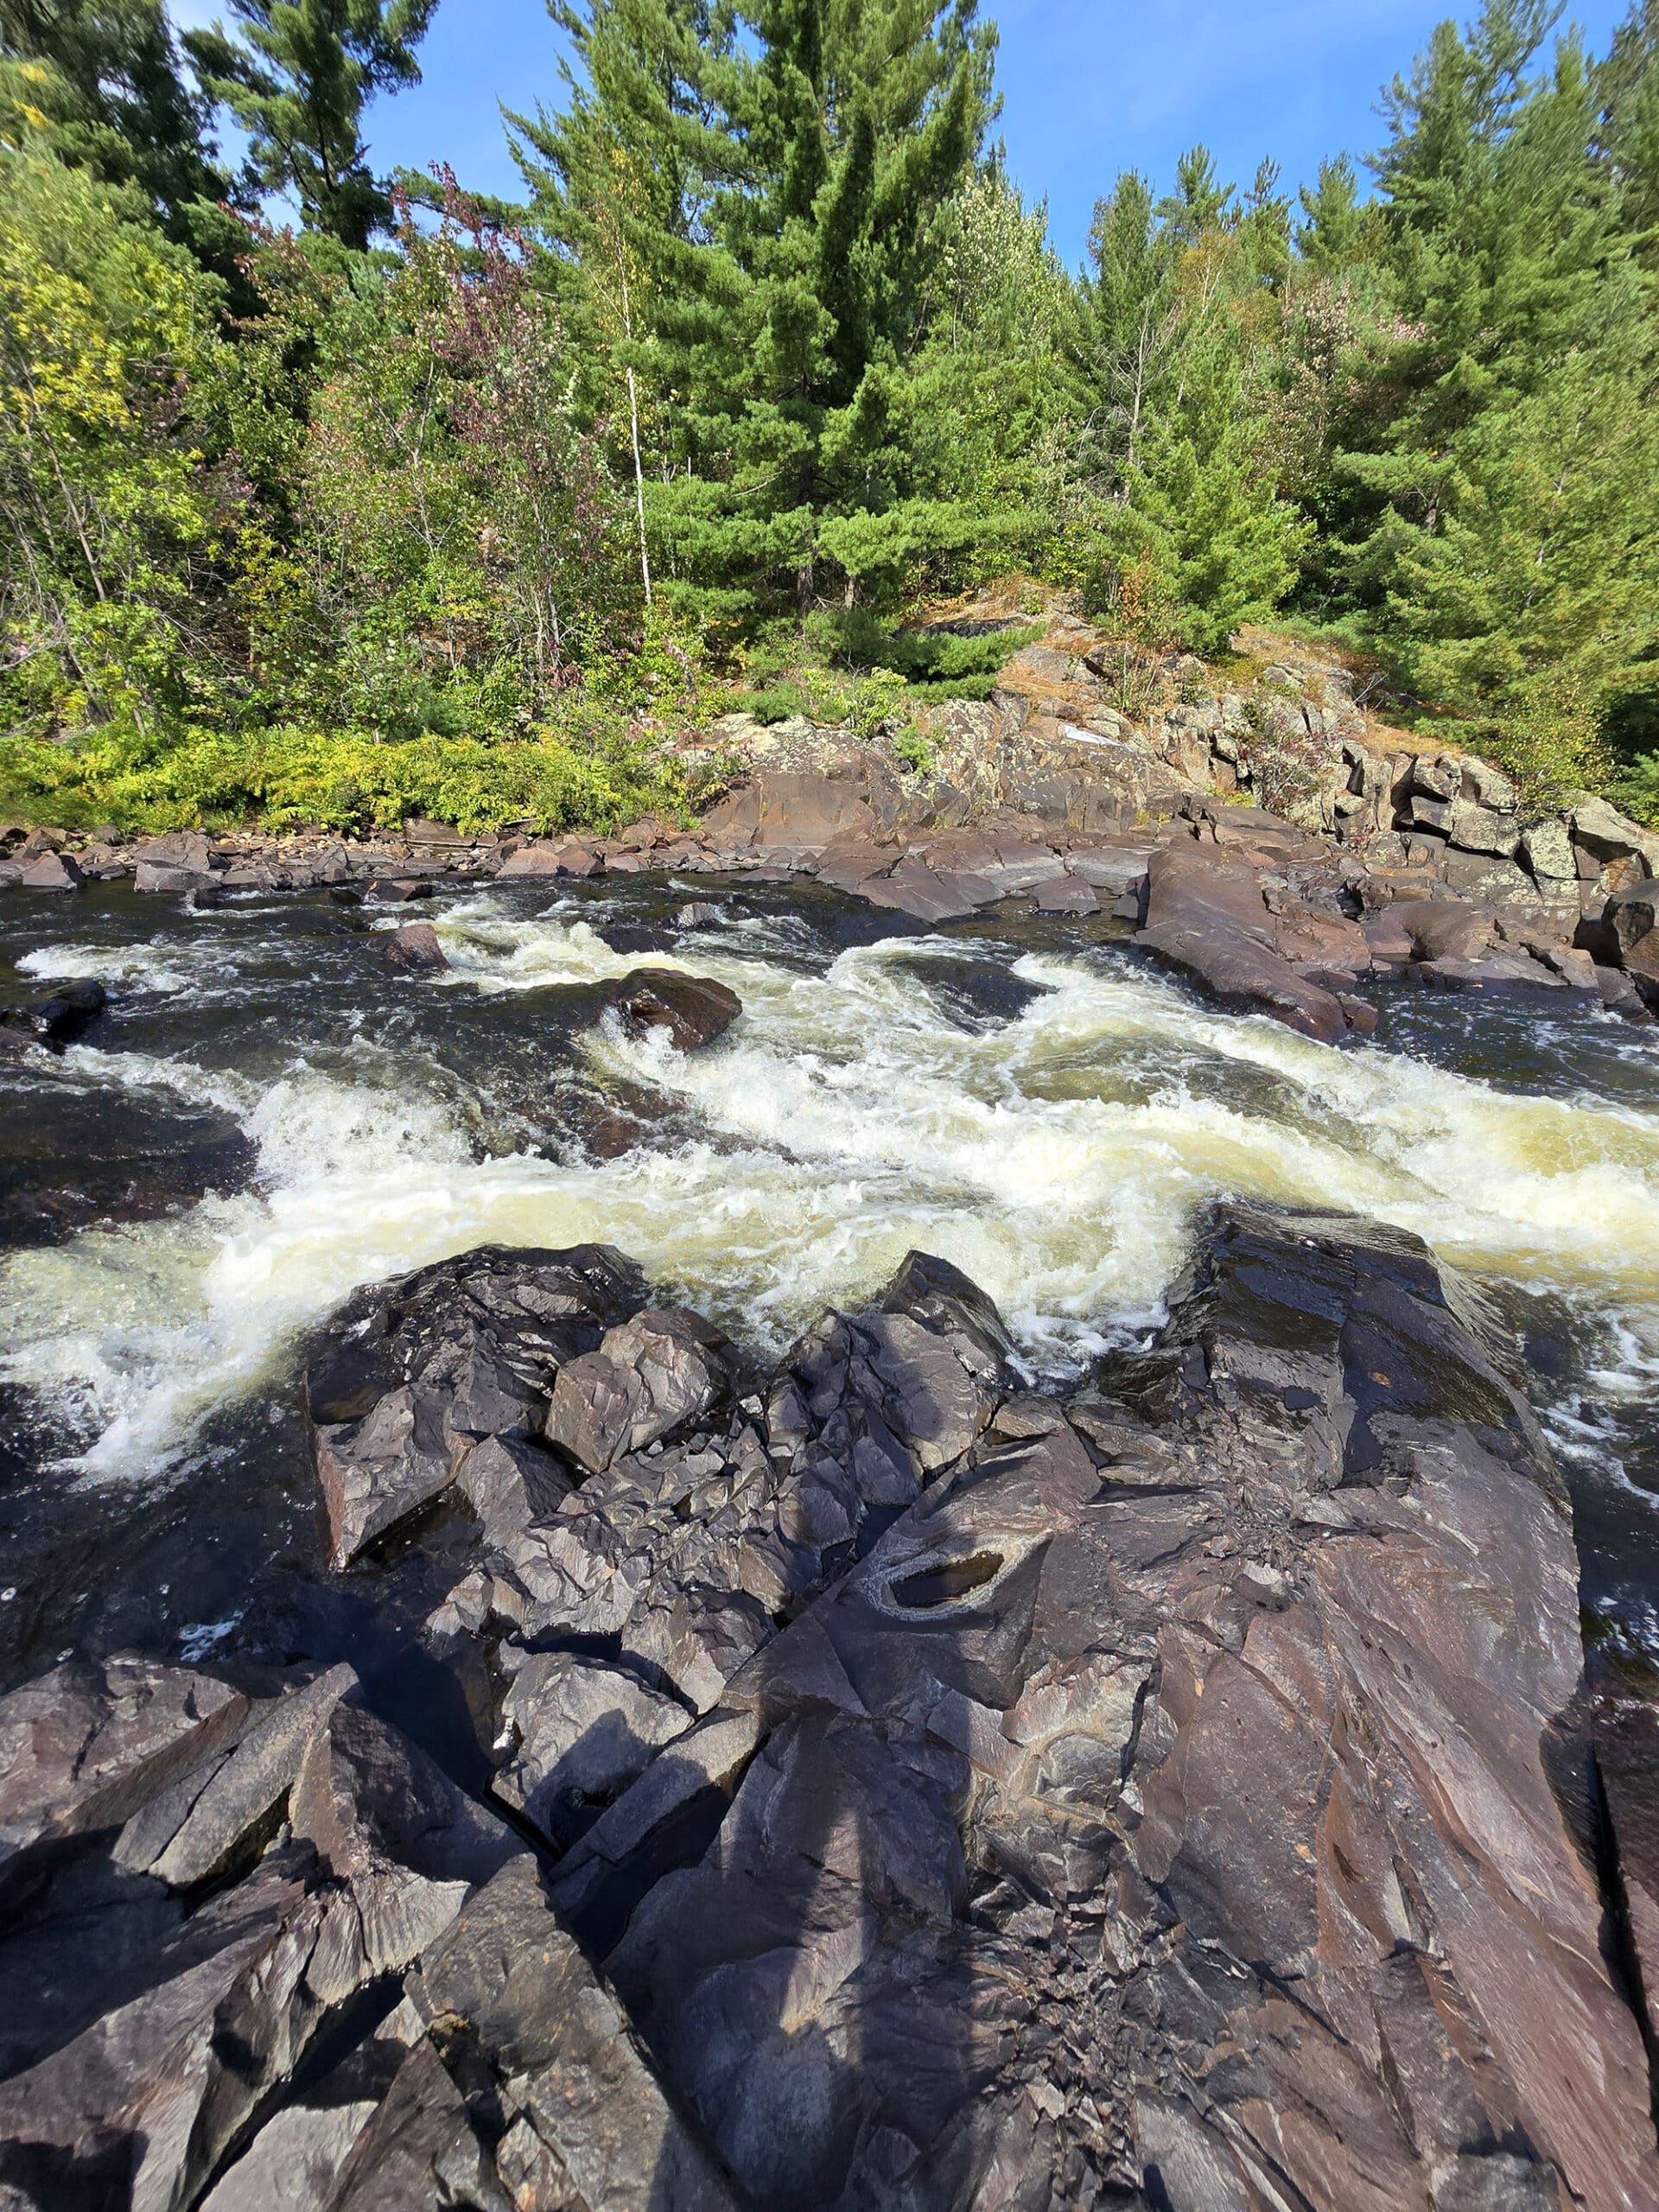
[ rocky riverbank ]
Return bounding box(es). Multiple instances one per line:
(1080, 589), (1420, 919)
(4, 616), (1656, 1043)
(2, 1208), (1657, 2208)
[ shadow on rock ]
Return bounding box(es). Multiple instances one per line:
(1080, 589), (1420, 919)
(2, 1214), (1657, 2208)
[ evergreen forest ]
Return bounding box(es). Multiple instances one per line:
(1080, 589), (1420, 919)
(3, 0), (1658, 833)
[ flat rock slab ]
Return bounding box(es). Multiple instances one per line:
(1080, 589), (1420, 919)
(1033, 874), (1098, 915)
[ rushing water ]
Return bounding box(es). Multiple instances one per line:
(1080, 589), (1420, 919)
(2, 872), (1657, 1707)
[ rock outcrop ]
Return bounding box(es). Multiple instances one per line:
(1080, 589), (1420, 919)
(7, 1217), (1655, 2209)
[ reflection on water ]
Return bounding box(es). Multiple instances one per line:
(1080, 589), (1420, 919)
(2, 874), (1657, 1663)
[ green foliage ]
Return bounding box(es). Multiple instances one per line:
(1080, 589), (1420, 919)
(1313, 2), (1659, 776)
(184, 0), (436, 251)
(1073, 157), (1309, 653)
(0, 0), (238, 264)
(0, 715), (705, 832)
(3, 0), (1659, 837)
(1614, 750), (1659, 825)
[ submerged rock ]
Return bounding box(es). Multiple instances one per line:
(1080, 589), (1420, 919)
(0, 979), (106, 1051)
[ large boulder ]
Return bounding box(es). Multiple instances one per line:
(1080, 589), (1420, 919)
(1134, 842), (1358, 1042)
(601, 966), (742, 1050)
(556, 1207), (1655, 2212)
(377, 922), (447, 974)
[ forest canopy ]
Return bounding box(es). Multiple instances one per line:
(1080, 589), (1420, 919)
(1, 0), (1657, 830)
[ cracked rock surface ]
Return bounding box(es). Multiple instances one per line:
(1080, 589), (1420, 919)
(2, 1210), (1656, 2209)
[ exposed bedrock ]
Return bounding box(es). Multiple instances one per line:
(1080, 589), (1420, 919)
(2, 1215), (1656, 2209)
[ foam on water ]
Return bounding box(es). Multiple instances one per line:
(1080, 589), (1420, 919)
(3, 901), (1657, 1484)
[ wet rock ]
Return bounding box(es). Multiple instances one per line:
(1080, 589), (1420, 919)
(365, 877), (433, 903)
(0, 978), (105, 1051)
(0, 1656), (247, 1882)
(545, 1306), (739, 1474)
(676, 900), (724, 928)
(597, 919), (679, 957)
(602, 966), (742, 1050)
(306, 1244), (646, 1567)
(1596, 963), (1651, 1019)
(0, 1087), (256, 1246)
(377, 921), (448, 974)
(1416, 951), (1580, 995)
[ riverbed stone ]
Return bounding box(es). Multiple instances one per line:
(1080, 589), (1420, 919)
(601, 965), (742, 1050)
(377, 920), (448, 974)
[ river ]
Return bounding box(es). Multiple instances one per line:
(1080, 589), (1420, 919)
(3, 872), (1656, 1738)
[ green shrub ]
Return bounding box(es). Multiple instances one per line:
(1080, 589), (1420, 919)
(0, 718), (706, 836)
(1614, 753), (1659, 829)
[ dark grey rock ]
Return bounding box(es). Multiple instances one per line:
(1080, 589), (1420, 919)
(0, 1656), (247, 1882)
(544, 1306), (739, 1474)
(306, 1245), (645, 1567)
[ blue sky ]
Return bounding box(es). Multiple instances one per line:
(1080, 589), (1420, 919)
(167, 0), (1633, 268)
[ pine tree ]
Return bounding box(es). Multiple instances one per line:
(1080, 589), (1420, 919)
(509, 0), (729, 606)
(1074, 156), (1306, 652)
(532, 0), (996, 623)
(1325, 1), (1659, 780)
(185, 0), (437, 252)
(0, 0), (234, 250)
(1294, 155), (1371, 273)
(1599, 0), (1659, 243)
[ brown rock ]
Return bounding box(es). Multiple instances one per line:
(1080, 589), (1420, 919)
(378, 922), (448, 974)
(0, 1658), (247, 1879)
(603, 966), (741, 1050)
(17, 852), (83, 893)
(1135, 844), (1356, 1043)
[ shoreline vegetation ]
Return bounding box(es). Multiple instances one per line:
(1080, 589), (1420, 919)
(2, 0), (1659, 842)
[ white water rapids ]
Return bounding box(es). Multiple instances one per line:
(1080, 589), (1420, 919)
(3, 890), (1658, 1490)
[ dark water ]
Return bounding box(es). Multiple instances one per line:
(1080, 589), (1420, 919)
(1, 873), (1655, 1764)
